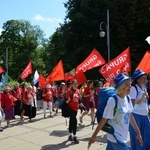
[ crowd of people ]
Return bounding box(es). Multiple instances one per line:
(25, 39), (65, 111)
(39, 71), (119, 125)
(0, 69), (150, 149)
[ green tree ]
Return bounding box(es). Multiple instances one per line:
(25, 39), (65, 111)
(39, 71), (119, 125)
(0, 20), (46, 80)
(48, 0), (150, 79)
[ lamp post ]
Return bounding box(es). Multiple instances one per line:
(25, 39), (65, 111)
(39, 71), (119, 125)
(6, 48), (8, 75)
(99, 9), (110, 62)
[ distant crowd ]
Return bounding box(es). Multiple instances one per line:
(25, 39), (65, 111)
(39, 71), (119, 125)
(0, 79), (105, 129)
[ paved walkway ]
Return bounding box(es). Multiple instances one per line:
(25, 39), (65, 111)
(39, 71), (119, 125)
(0, 110), (130, 150)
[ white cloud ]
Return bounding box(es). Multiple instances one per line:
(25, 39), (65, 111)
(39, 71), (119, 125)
(34, 14), (63, 23)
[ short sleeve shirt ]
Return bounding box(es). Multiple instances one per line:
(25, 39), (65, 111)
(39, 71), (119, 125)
(129, 85), (148, 115)
(103, 95), (133, 143)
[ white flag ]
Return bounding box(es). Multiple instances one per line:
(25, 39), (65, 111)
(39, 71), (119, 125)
(145, 36), (150, 45)
(33, 70), (39, 85)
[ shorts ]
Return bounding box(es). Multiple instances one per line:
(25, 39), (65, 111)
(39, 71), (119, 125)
(84, 100), (95, 111)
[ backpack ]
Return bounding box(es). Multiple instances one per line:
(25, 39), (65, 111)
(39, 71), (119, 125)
(61, 90), (73, 118)
(61, 100), (70, 118)
(95, 86), (130, 135)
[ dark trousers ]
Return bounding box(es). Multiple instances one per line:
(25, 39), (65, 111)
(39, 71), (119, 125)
(69, 108), (77, 135)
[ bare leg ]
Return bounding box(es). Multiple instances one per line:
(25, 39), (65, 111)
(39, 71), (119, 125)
(79, 110), (89, 123)
(90, 108), (95, 123)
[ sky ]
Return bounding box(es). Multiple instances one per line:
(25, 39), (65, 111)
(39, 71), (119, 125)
(0, 0), (67, 38)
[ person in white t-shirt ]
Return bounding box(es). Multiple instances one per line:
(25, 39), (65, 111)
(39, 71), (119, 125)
(129, 69), (150, 150)
(88, 73), (143, 150)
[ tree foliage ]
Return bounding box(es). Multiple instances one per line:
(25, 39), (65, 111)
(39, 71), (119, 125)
(47, 0), (150, 79)
(0, 20), (46, 80)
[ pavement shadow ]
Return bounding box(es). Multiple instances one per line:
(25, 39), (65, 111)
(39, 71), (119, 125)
(50, 130), (68, 137)
(79, 134), (107, 143)
(40, 140), (74, 150)
(77, 123), (91, 130)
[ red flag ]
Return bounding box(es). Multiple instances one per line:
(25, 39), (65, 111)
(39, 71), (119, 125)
(136, 51), (150, 73)
(99, 47), (130, 83)
(76, 48), (106, 73)
(65, 68), (75, 81)
(46, 60), (65, 83)
(73, 70), (87, 86)
(0, 66), (4, 74)
(20, 61), (32, 80)
(38, 74), (46, 87)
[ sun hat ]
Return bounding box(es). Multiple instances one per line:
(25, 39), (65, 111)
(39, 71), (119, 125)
(114, 73), (130, 89)
(133, 69), (146, 80)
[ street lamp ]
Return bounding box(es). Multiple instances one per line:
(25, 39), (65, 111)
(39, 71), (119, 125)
(0, 59), (3, 65)
(99, 9), (110, 62)
(6, 48), (8, 75)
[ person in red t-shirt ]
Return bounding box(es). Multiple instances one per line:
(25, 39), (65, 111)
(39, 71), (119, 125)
(66, 79), (84, 144)
(42, 84), (53, 118)
(0, 91), (3, 131)
(20, 85), (34, 122)
(55, 82), (66, 114)
(1, 86), (17, 127)
(79, 80), (95, 124)
(12, 82), (22, 116)
(51, 82), (58, 111)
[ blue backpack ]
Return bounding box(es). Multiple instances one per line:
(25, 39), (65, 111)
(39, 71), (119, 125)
(95, 86), (130, 135)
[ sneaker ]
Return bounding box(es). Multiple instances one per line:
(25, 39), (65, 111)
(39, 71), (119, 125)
(20, 117), (24, 123)
(44, 114), (46, 118)
(56, 109), (58, 114)
(0, 127), (3, 132)
(7, 124), (12, 127)
(68, 135), (73, 141)
(73, 136), (79, 144)
(79, 117), (83, 123)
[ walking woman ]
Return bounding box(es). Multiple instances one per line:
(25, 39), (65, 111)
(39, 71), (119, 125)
(42, 84), (53, 118)
(20, 85), (34, 122)
(1, 86), (16, 127)
(66, 79), (84, 144)
(0, 90), (3, 131)
(79, 80), (95, 124)
(12, 82), (22, 116)
(129, 69), (150, 150)
(88, 73), (143, 150)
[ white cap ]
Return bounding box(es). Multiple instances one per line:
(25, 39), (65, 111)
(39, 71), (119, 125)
(61, 82), (65, 85)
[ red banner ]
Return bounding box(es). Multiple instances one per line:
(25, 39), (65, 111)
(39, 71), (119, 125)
(99, 47), (130, 83)
(73, 70), (87, 86)
(20, 61), (32, 80)
(76, 48), (106, 73)
(46, 60), (65, 83)
(136, 51), (150, 73)
(38, 74), (46, 87)
(65, 68), (75, 81)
